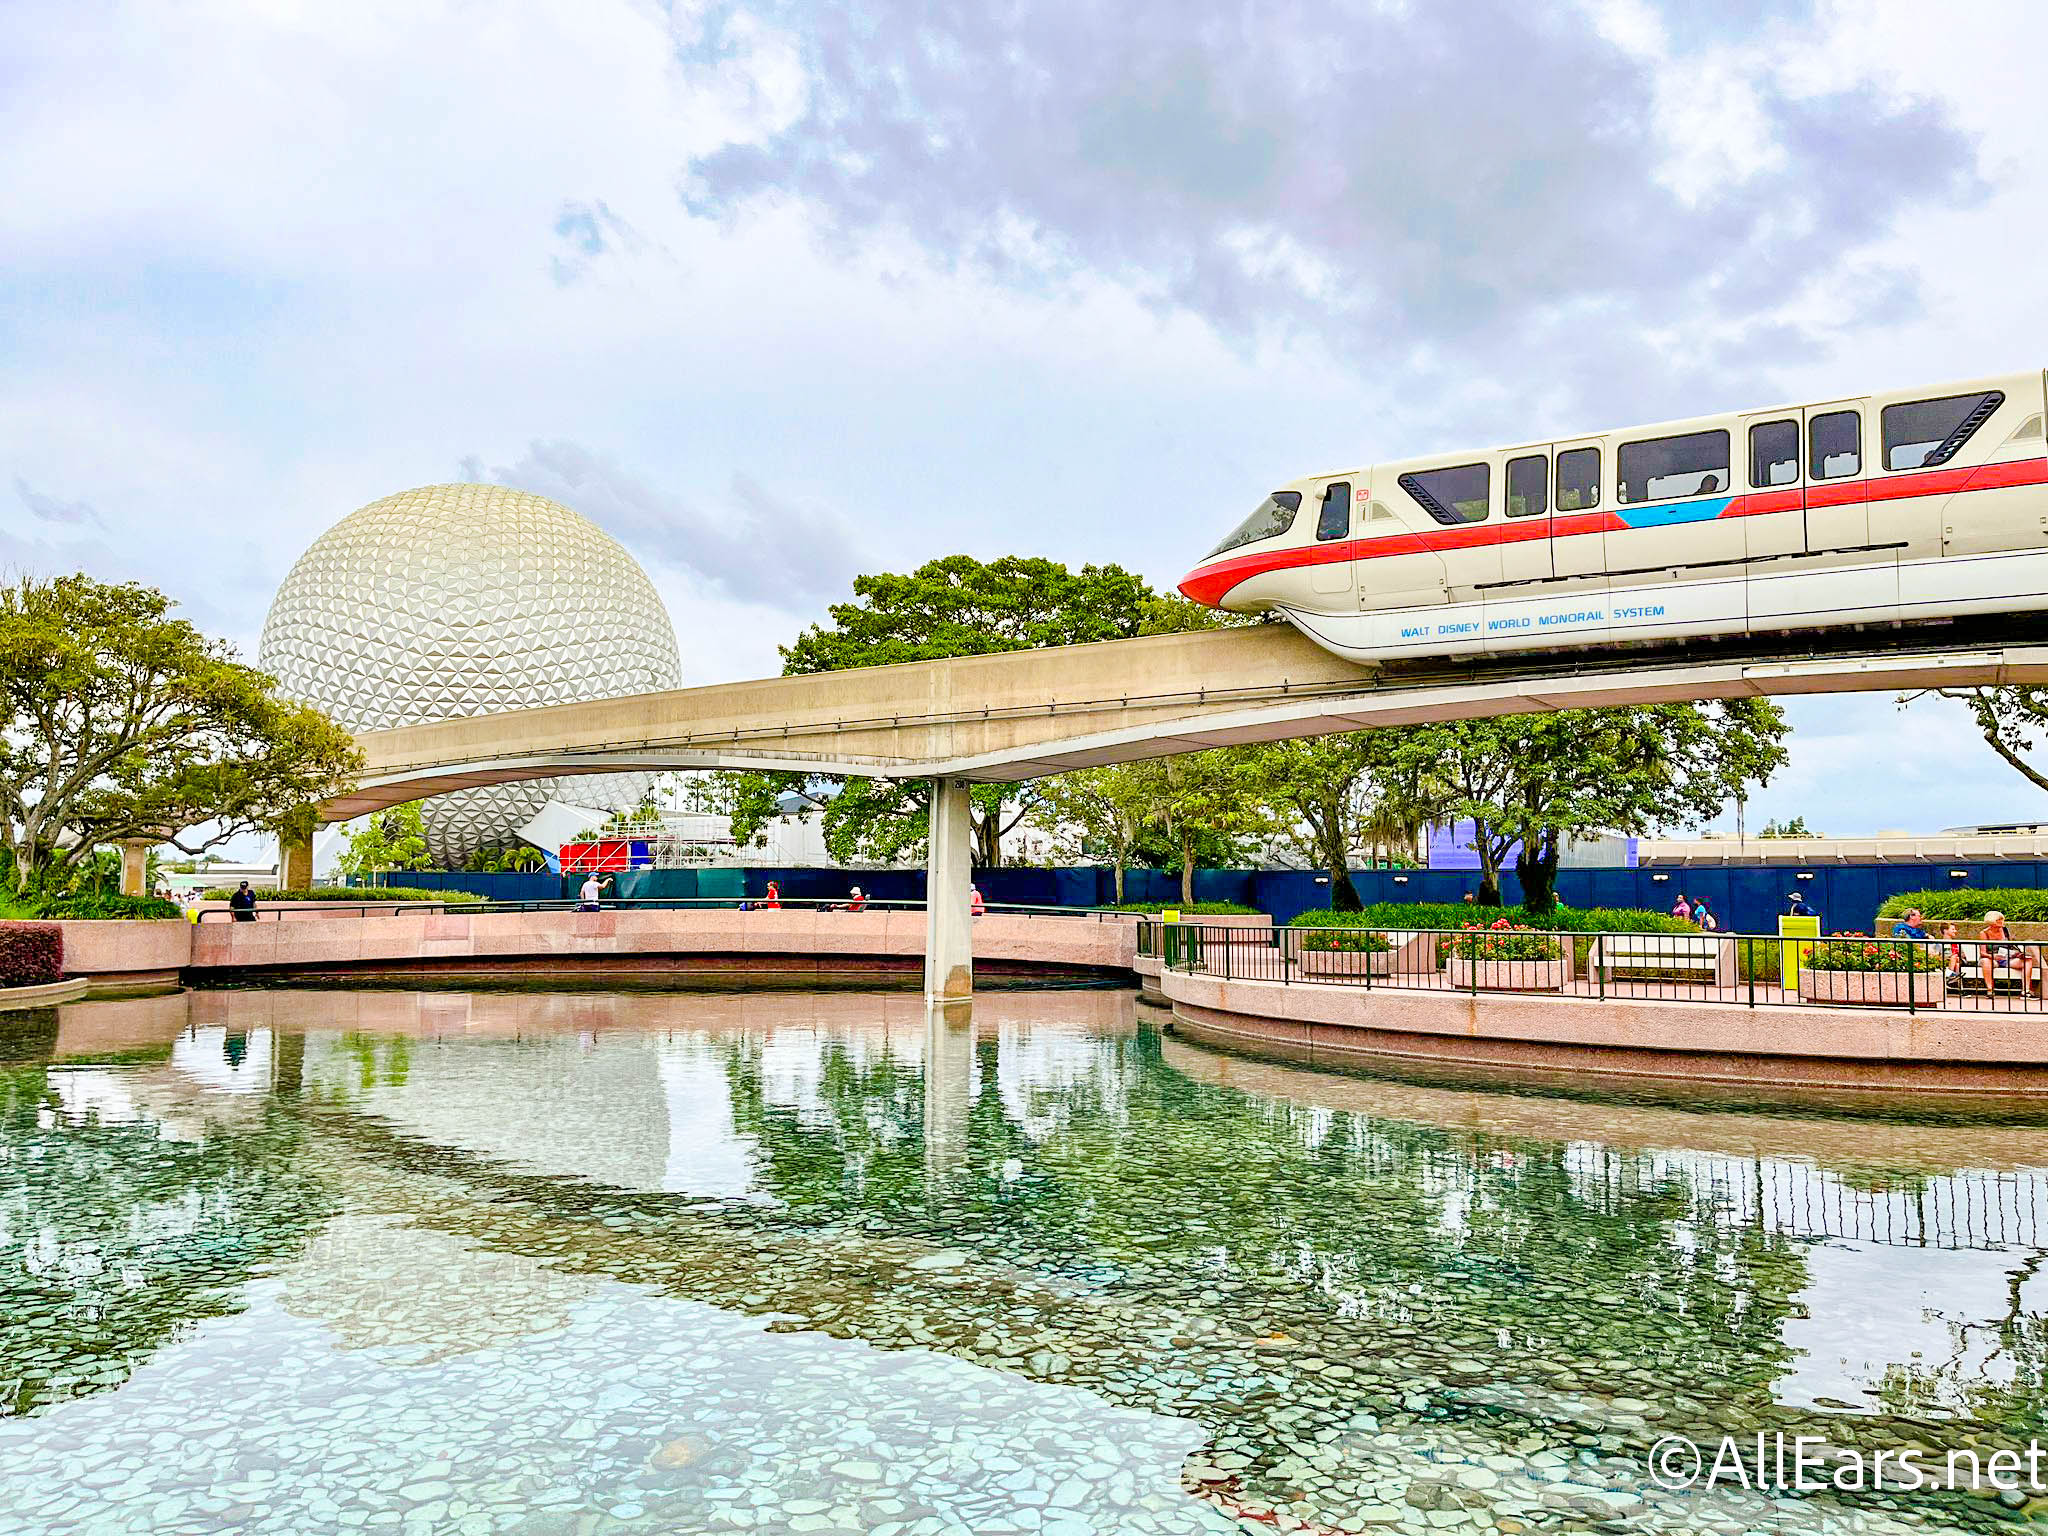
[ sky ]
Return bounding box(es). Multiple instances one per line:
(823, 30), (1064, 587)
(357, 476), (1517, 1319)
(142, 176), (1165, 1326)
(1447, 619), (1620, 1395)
(5, 0), (2048, 836)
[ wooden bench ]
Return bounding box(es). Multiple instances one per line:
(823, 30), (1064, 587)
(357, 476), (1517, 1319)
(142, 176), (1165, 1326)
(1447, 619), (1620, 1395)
(1593, 933), (1733, 988)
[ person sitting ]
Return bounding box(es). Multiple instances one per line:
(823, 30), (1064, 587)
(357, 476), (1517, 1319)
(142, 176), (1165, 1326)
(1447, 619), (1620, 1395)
(1891, 908), (1929, 940)
(1939, 922), (1964, 984)
(761, 879), (780, 910)
(835, 885), (867, 913)
(1977, 911), (2034, 997)
(969, 884), (985, 918)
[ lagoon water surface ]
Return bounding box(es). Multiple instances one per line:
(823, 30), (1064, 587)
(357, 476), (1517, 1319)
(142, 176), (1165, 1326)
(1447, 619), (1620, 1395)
(6, 986), (2048, 1535)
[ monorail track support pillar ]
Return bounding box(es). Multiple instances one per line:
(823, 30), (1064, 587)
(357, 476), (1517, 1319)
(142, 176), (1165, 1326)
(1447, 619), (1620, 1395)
(924, 776), (974, 1002)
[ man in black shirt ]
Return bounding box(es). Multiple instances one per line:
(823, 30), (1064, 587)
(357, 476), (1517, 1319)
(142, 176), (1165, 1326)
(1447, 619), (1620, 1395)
(229, 881), (258, 922)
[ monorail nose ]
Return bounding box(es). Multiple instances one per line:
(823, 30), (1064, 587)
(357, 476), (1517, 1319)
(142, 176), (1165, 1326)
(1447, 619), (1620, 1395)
(1177, 561), (1233, 608)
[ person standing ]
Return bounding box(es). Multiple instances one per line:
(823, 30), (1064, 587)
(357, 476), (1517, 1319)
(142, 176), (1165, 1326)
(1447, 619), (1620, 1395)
(1671, 891), (1693, 922)
(228, 881), (258, 923)
(577, 872), (611, 912)
(761, 880), (781, 910)
(1786, 890), (1816, 920)
(969, 884), (985, 918)
(1693, 897), (1718, 932)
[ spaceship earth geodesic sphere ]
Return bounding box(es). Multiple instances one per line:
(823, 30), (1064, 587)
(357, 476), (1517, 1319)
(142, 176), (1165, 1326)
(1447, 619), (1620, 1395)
(258, 483), (684, 868)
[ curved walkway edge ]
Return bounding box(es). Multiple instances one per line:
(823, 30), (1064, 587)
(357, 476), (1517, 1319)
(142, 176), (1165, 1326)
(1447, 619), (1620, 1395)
(1159, 966), (2048, 1098)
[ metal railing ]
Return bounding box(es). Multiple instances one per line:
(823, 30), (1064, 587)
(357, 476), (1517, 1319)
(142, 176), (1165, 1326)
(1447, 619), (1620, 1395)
(196, 897), (1136, 924)
(1148, 921), (2048, 1014)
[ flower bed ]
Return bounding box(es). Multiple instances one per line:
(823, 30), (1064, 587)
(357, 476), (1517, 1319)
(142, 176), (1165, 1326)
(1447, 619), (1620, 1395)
(1446, 920), (1568, 991)
(1798, 937), (1946, 1008)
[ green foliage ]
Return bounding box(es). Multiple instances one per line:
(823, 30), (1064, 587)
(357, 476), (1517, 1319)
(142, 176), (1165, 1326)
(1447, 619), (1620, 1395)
(1106, 900), (1261, 914)
(1238, 735), (1385, 910)
(1285, 912), (1394, 954)
(334, 802), (429, 878)
(0, 573), (362, 892)
(1805, 938), (1943, 973)
(1932, 686), (2048, 794)
(1875, 889), (2048, 923)
(464, 844), (545, 873)
(1373, 703), (1788, 909)
(13, 893), (181, 920)
(1336, 901), (1694, 935)
(717, 555), (1164, 867)
(1448, 922), (1565, 962)
(1757, 815), (1817, 838)
(1028, 765), (1156, 902)
(203, 885), (485, 903)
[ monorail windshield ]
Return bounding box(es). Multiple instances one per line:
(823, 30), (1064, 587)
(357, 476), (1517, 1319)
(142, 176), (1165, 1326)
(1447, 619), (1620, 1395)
(1207, 491), (1302, 558)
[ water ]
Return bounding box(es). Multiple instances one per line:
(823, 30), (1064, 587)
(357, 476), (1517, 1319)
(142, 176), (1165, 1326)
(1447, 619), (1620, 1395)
(6, 987), (2048, 1534)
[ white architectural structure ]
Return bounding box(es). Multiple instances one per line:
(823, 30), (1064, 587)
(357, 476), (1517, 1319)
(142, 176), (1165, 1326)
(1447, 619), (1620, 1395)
(260, 483), (684, 865)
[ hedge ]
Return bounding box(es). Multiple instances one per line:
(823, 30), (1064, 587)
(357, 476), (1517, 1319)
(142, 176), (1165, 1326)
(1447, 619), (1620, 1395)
(201, 885), (489, 904)
(0, 923), (63, 987)
(1874, 890), (2048, 923)
(1296, 902), (1698, 936)
(34, 893), (182, 920)
(1105, 901), (1263, 915)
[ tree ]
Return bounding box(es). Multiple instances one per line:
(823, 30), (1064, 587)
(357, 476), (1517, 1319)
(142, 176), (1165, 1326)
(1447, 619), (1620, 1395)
(715, 555), (1159, 866)
(1930, 687), (2048, 795)
(1148, 750), (1276, 906)
(1757, 815), (1817, 838)
(1240, 736), (1386, 910)
(1027, 764), (1158, 903)
(334, 803), (428, 880)
(1375, 702), (1789, 910)
(0, 574), (362, 893)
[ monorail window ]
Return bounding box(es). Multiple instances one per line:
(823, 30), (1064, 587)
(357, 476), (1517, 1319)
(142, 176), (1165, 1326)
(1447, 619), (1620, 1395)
(1316, 482), (1351, 540)
(1809, 411), (1860, 479)
(1207, 491), (1302, 557)
(1883, 391), (2004, 470)
(1399, 463), (1490, 525)
(1749, 420), (1798, 487)
(1506, 456), (1547, 518)
(1555, 447), (1600, 510)
(1617, 430), (1730, 503)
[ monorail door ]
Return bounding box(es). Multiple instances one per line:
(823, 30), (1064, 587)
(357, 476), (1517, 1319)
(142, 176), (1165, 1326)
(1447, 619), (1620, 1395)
(1499, 452), (1552, 583)
(1741, 411), (1804, 559)
(1803, 399), (1870, 553)
(1306, 480), (1357, 604)
(1549, 436), (1605, 582)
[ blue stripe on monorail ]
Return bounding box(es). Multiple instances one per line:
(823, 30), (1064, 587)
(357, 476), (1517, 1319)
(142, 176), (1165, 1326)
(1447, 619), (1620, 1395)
(1613, 495), (1734, 530)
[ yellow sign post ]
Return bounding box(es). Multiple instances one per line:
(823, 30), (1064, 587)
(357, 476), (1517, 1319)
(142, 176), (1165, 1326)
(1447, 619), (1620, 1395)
(1778, 914), (1821, 989)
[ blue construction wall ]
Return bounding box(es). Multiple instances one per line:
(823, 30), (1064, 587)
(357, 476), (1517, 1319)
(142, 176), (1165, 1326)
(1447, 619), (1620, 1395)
(353, 862), (2048, 935)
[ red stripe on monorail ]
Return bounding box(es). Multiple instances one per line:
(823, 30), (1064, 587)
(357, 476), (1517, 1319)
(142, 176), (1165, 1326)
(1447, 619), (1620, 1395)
(1177, 457), (2048, 607)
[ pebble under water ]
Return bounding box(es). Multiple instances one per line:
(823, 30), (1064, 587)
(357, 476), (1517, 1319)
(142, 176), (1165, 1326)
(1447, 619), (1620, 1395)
(6, 985), (2048, 1535)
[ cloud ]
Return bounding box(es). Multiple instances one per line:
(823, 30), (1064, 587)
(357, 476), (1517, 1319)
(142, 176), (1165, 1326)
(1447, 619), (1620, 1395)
(684, 0), (1986, 429)
(15, 476), (101, 527)
(480, 440), (863, 605)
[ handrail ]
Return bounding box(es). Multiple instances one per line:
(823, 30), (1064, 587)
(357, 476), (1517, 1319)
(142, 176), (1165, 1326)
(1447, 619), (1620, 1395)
(1148, 921), (2021, 1015)
(194, 897), (1140, 923)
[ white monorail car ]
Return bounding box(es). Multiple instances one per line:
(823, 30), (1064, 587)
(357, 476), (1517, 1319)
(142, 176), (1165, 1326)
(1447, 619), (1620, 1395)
(1179, 370), (2048, 660)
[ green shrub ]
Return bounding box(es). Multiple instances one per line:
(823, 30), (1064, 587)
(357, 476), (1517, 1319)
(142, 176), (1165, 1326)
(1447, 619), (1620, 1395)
(1338, 902), (1694, 935)
(33, 893), (182, 920)
(1806, 938), (1944, 973)
(1448, 922), (1564, 962)
(1874, 890), (2048, 923)
(1107, 901), (1262, 915)
(201, 885), (488, 903)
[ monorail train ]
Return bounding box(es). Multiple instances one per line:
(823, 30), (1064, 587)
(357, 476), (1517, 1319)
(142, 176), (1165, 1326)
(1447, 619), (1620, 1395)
(1179, 370), (2048, 660)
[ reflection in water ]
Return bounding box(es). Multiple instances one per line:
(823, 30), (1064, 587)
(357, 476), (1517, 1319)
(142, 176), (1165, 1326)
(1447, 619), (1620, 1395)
(6, 988), (2048, 1534)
